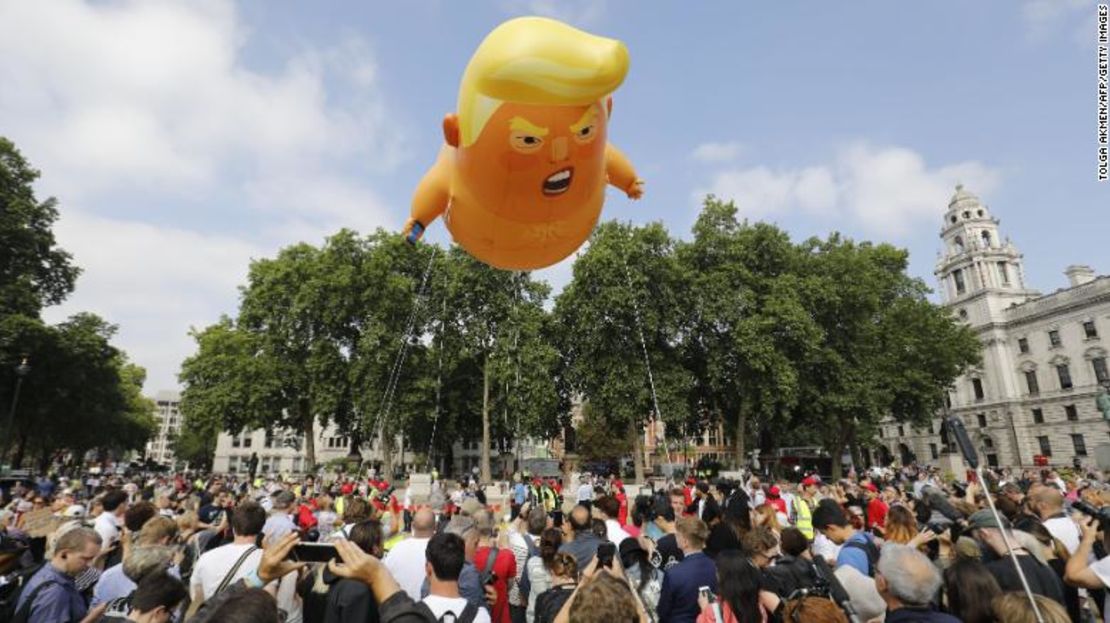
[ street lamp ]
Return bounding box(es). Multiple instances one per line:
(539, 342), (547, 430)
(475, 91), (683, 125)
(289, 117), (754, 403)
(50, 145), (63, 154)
(2, 355), (31, 465)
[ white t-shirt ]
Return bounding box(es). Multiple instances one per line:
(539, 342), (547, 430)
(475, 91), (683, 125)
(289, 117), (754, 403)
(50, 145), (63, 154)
(383, 537), (431, 600)
(577, 484), (593, 502)
(94, 512), (120, 548)
(605, 519), (631, 545)
(190, 543), (263, 600)
(421, 595), (491, 623)
(1044, 515), (1081, 555)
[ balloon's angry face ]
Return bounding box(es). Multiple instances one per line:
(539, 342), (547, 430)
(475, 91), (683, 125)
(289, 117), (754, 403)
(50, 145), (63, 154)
(455, 101), (608, 222)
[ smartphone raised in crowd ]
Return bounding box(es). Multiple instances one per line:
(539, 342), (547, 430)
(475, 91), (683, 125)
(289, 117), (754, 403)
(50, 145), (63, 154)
(287, 542), (339, 563)
(596, 542), (616, 568)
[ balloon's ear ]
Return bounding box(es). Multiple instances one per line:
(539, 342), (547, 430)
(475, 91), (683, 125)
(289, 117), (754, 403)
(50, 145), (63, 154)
(606, 96), (613, 118)
(443, 114), (460, 148)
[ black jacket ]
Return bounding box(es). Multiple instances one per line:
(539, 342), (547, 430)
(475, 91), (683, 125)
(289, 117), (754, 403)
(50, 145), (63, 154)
(762, 555), (819, 599)
(324, 568), (380, 623)
(534, 584), (576, 623)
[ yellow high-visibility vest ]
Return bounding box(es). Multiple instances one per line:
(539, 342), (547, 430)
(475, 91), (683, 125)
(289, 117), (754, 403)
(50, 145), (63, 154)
(794, 496), (814, 540)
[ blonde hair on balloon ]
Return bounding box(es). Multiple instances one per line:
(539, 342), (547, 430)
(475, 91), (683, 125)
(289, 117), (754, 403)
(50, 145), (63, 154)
(457, 16), (629, 147)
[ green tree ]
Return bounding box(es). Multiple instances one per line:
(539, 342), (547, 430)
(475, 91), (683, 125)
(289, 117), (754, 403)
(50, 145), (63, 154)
(794, 233), (981, 476)
(678, 198), (821, 467)
(555, 221), (692, 482)
(574, 403), (632, 462)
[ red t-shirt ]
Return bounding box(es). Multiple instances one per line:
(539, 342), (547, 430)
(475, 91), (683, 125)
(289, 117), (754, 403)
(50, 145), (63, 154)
(474, 546), (516, 623)
(767, 497), (787, 516)
(616, 492), (629, 526)
(867, 498), (889, 529)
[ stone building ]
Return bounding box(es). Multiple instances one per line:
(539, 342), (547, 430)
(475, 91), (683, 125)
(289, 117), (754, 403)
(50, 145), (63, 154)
(876, 185), (1110, 468)
(144, 390), (183, 468)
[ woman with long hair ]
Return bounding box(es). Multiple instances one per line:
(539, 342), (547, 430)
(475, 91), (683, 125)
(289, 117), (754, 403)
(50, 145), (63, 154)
(620, 538), (664, 621)
(526, 528), (565, 623)
(942, 558), (1001, 623)
(534, 552), (578, 623)
(696, 550), (778, 623)
(883, 505), (920, 545)
(751, 505), (782, 537)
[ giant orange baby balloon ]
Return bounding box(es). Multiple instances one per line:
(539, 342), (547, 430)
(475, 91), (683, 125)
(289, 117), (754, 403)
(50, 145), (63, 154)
(403, 17), (643, 270)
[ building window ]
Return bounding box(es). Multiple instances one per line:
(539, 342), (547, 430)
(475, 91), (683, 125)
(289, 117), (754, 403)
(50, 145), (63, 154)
(232, 436), (240, 448)
(976, 413), (987, 428)
(265, 432), (274, 449)
(1037, 436), (1052, 456)
(1065, 404), (1078, 421)
(1032, 408), (1044, 424)
(292, 457), (302, 473)
(929, 443), (938, 459)
(983, 436), (994, 449)
(981, 231), (992, 247)
(1094, 357), (1109, 384)
(953, 269), (966, 295)
(1072, 434), (1088, 456)
(1018, 337), (1029, 354)
(1084, 321), (1099, 339)
(997, 261), (1009, 285)
(972, 378), (985, 401)
(1057, 364), (1073, 390)
(898, 425), (904, 437)
(1049, 330), (1062, 347)
(242, 435), (251, 448)
(1025, 370), (1040, 395)
(987, 454), (999, 467)
(228, 456), (239, 473)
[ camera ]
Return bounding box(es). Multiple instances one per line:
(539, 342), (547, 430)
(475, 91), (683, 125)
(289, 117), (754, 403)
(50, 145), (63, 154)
(1073, 500), (1110, 530)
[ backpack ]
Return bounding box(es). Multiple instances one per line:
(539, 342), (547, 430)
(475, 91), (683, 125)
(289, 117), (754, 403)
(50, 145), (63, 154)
(842, 536), (881, 577)
(416, 600), (479, 623)
(478, 547), (500, 587)
(517, 534), (542, 600)
(0, 562), (57, 623)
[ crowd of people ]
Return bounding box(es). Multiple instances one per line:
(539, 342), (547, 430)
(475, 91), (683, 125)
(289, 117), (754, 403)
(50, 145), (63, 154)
(2, 463), (1110, 622)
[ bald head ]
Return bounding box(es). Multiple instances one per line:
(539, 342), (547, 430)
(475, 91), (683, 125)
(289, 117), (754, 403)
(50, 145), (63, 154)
(1029, 486), (1064, 518)
(877, 544), (941, 607)
(570, 505), (591, 533)
(412, 509), (436, 537)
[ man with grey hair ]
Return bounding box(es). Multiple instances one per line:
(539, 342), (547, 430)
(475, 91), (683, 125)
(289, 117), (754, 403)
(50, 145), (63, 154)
(262, 490), (296, 540)
(97, 545), (177, 618)
(876, 544), (960, 622)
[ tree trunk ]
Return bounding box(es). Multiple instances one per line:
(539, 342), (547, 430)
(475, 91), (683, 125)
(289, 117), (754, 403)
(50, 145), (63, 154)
(733, 405), (747, 468)
(480, 354), (492, 484)
(12, 430), (27, 468)
(300, 399), (316, 472)
(629, 419), (645, 483)
(381, 433), (395, 480)
(830, 430), (848, 480)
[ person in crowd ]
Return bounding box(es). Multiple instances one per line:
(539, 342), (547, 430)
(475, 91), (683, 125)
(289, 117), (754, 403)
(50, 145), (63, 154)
(95, 490), (129, 554)
(761, 527), (817, 599)
(98, 571), (188, 623)
(15, 527), (103, 623)
(876, 544), (960, 622)
(322, 518), (383, 623)
(881, 505), (920, 546)
(263, 490), (297, 541)
(188, 501), (266, 614)
(965, 509), (1064, 603)
(335, 497), (374, 540)
(595, 495), (630, 546)
(651, 496), (684, 570)
(95, 545), (176, 616)
(619, 537), (663, 621)
(557, 505), (602, 572)
(1022, 520), (1080, 622)
(751, 504), (781, 538)
(533, 552), (578, 623)
(812, 499), (880, 577)
(576, 477), (594, 512)
(695, 550), (778, 623)
(833, 565), (887, 623)
(1026, 486), (1079, 555)
(474, 509), (516, 623)
(657, 516), (716, 623)
(558, 568), (648, 623)
(384, 508), (436, 601)
(669, 488), (688, 521)
(526, 528), (564, 623)
(863, 482), (888, 533)
(419, 532), (491, 623)
(690, 482), (719, 523)
(990, 592), (1071, 623)
(315, 494), (339, 542)
(792, 477), (818, 541)
(781, 596), (848, 623)
(508, 505), (547, 623)
(941, 558), (1001, 623)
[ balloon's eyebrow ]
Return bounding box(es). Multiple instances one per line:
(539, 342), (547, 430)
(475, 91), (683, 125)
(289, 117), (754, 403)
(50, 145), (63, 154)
(509, 116), (549, 136)
(570, 106), (599, 134)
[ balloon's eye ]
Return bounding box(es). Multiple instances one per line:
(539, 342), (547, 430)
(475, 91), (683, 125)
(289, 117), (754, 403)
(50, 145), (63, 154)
(573, 123), (597, 144)
(510, 132), (544, 153)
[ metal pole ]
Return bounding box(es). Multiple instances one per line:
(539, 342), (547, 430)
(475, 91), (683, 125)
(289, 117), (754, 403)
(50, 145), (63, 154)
(977, 464), (1045, 623)
(2, 376), (25, 463)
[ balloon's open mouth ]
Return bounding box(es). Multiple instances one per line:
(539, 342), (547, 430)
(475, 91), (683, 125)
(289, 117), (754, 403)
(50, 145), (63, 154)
(543, 167), (573, 195)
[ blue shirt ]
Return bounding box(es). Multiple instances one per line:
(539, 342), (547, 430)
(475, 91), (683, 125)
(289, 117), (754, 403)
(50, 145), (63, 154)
(513, 483), (526, 505)
(91, 563), (133, 606)
(837, 531), (875, 577)
(16, 563), (86, 623)
(657, 551), (717, 623)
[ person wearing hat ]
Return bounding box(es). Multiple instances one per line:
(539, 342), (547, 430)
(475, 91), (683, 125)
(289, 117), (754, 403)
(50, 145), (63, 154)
(966, 508), (1065, 604)
(793, 477), (819, 541)
(862, 482), (887, 532)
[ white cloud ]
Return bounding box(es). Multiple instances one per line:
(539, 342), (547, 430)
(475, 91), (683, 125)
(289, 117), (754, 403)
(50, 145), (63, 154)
(695, 143), (1000, 237)
(42, 210), (265, 392)
(1020, 0), (1091, 42)
(691, 141), (744, 163)
(0, 0), (401, 230)
(1, 1), (406, 392)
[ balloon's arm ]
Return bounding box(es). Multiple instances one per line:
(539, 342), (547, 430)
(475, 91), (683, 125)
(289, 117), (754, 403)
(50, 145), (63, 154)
(605, 143), (644, 200)
(404, 149), (452, 244)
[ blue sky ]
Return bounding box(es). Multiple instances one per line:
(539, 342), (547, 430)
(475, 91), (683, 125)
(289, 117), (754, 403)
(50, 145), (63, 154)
(1, 0), (1106, 392)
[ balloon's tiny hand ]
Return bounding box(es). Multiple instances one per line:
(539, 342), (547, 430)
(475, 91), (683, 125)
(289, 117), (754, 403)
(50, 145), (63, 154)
(626, 179), (645, 200)
(403, 219), (425, 244)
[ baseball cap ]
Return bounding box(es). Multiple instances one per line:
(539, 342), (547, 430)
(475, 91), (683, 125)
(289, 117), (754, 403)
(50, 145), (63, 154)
(768, 485), (781, 498)
(863, 483), (878, 493)
(966, 509), (1009, 531)
(801, 476), (819, 487)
